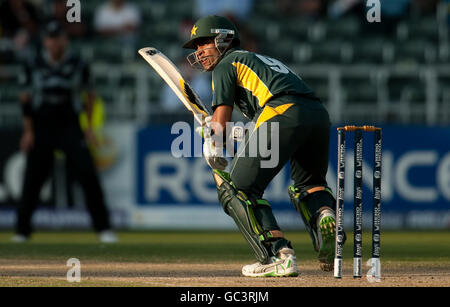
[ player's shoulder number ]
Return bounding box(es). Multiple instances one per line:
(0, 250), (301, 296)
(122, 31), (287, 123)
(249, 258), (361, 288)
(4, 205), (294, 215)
(255, 54), (290, 74)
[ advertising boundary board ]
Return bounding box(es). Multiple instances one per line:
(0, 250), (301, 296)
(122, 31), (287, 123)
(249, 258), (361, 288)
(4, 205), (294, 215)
(0, 124), (449, 230)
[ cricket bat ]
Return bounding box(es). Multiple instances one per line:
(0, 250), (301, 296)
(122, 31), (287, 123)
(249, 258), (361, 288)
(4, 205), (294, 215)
(138, 47), (210, 126)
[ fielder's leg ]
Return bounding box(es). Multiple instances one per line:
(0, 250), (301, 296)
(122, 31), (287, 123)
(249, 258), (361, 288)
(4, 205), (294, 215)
(61, 125), (116, 243)
(15, 141), (54, 240)
(62, 125), (112, 233)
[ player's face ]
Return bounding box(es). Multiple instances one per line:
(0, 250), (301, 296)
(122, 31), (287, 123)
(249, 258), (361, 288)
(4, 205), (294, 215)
(195, 41), (219, 70)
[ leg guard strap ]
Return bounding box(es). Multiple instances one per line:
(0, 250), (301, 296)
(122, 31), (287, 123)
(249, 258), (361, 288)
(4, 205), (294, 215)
(289, 185), (335, 223)
(289, 185), (335, 251)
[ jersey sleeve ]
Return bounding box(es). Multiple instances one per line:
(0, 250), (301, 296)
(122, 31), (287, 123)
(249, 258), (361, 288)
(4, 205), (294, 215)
(211, 61), (237, 111)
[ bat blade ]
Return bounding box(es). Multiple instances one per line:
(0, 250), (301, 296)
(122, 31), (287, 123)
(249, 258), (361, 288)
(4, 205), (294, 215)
(138, 47), (210, 125)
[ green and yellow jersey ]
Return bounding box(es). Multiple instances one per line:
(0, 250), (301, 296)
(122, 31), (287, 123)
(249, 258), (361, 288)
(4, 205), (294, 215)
(211, 48), (317, 121)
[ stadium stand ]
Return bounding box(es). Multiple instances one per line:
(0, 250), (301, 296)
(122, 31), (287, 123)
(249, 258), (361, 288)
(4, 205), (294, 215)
(0, 0), (449, 127)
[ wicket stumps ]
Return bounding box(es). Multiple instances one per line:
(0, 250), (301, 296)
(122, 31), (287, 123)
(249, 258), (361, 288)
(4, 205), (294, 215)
(333, 125), (382, 280)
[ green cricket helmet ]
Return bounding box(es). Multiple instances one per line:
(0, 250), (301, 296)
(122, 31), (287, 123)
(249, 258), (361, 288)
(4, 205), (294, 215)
(182, 15), (240, 49)
(183, 15), (240, 71)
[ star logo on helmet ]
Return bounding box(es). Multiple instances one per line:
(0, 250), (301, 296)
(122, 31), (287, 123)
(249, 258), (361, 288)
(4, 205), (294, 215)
(190, 25), (198, 38)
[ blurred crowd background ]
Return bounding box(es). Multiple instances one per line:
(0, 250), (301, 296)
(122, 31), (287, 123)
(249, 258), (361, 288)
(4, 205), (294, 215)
(1, 0), (449, 127)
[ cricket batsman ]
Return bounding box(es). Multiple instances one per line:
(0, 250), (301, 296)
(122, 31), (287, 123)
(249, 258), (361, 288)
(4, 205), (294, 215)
(183, 15), (339, 277)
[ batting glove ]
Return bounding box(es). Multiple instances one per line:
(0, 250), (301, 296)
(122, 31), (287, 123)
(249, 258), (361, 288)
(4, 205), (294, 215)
(202, 116), (228, 170)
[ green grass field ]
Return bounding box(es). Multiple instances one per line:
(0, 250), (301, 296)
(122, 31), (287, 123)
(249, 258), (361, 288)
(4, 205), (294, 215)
(0, 230), (449, 287)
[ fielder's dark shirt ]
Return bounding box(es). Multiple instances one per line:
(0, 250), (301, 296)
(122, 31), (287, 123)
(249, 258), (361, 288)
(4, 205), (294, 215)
(19, 50), (92, 128)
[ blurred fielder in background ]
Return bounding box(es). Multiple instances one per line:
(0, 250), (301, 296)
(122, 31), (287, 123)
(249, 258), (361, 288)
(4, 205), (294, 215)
(13, 20), (117, 244)
(183, 15), (342, 277)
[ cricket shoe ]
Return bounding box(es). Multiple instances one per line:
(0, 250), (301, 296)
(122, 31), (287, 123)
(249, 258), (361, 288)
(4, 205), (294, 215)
(98, 230), (118, 243)
(242, 248), (299, 277)
(11, 234), (29, 243)
(316, 210), (345, 271)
